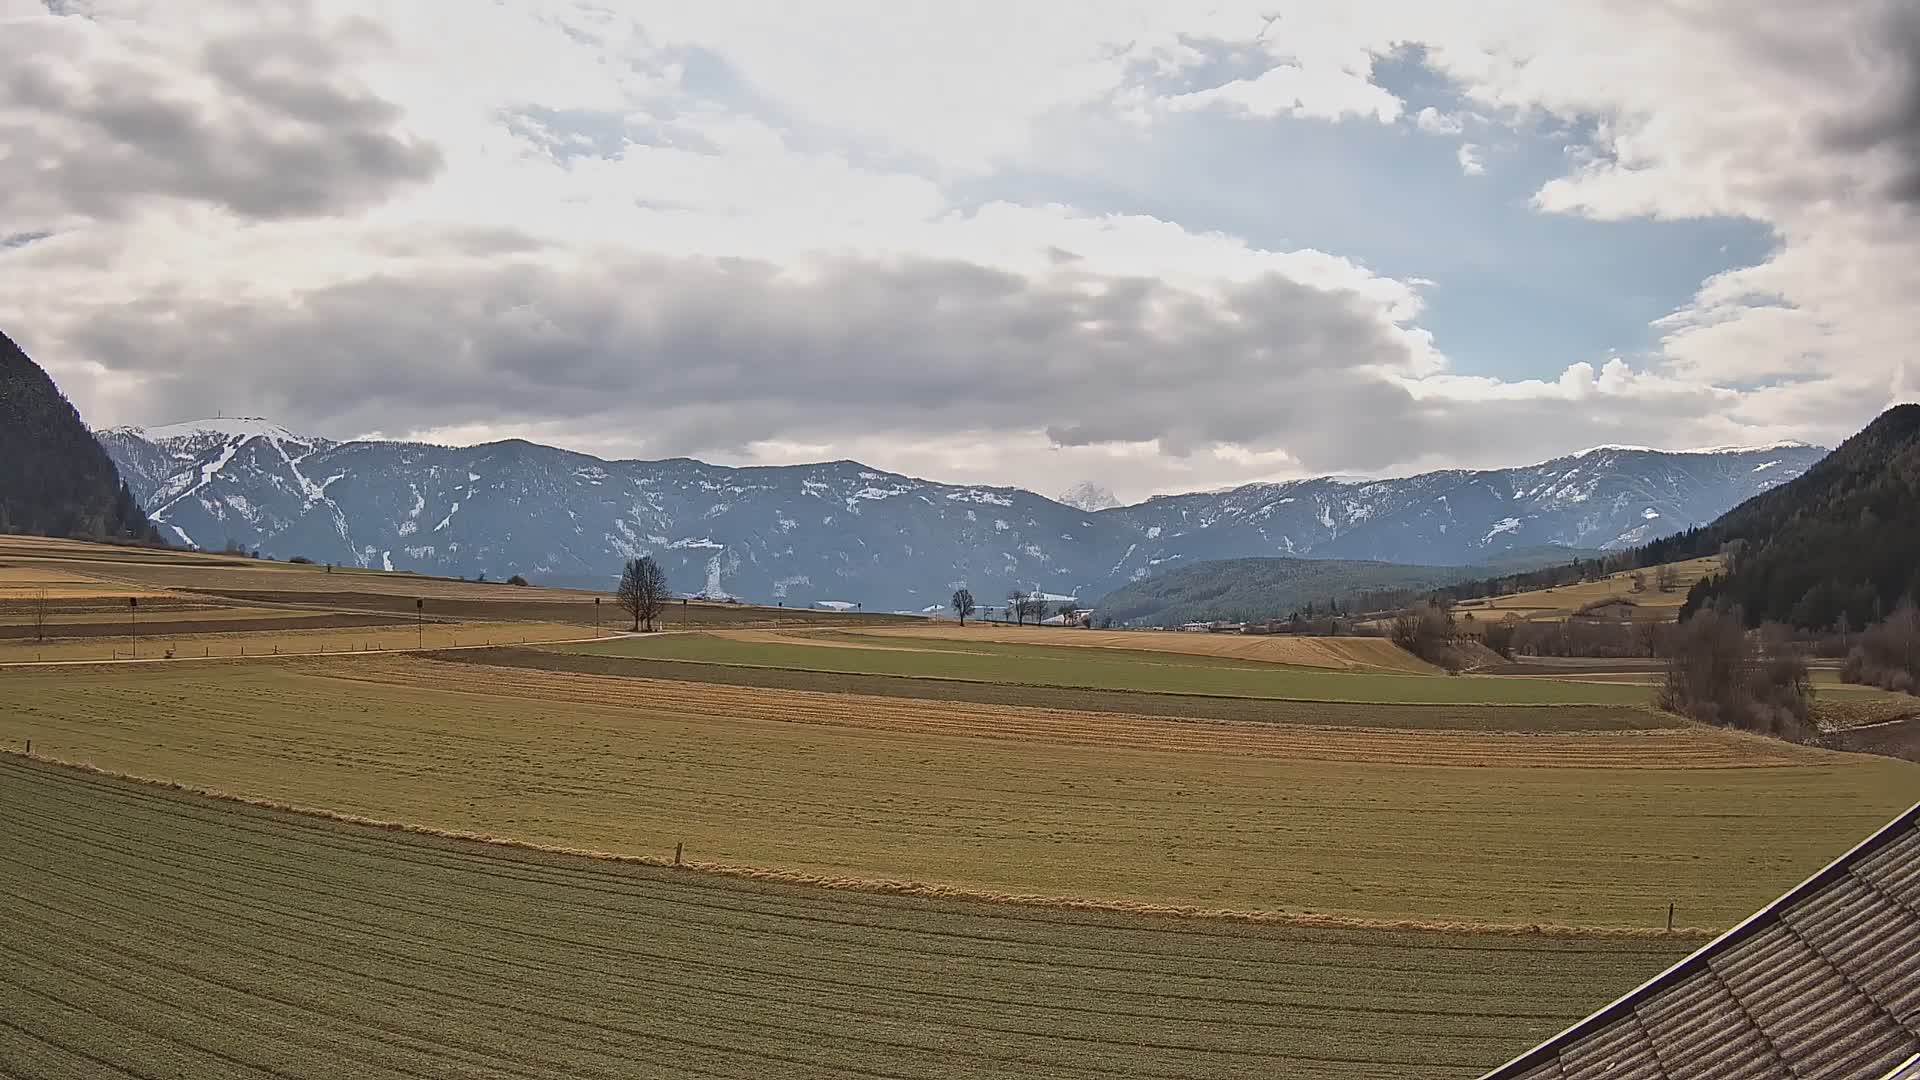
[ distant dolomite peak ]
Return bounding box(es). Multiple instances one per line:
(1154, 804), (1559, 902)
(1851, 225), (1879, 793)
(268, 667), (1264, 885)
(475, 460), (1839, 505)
(1057, 481), (1121, 512)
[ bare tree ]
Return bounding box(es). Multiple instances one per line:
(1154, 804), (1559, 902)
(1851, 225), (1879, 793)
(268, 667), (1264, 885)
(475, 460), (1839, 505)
(1655, 563), (1679, 593)
(1017, 594), (1047, 624)
(1007, 589), (1026, 626)
(618, 556), (671, 631)
(1659, 608), (1809, 737)
(1390, 601), (1457, 668)
(951, 588), (975, 626)
(1629, 571), (1646, 593)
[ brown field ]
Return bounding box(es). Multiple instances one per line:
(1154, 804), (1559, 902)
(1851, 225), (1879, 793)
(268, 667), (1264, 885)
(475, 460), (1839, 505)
(0, 562), (189, 601)
(0, 609), (410, 640)
(1452, 555), (1724, 623)
(326, 656), (1815, 768)
(0, 537), (919, 642)
(5, 655), (1913, 927)
(861, 622), (1442, 673)
(0, 620), (589, 662)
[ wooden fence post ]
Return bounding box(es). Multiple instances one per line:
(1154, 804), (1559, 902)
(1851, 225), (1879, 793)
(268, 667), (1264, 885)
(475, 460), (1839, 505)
(1667, 903), (1674, 932)
(675, 842), (683, 866)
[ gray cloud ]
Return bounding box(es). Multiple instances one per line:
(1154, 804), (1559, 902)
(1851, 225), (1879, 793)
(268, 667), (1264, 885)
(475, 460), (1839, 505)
(1821, 1), (1920, 204)
(37, 250), (1734, 479)
(0, 15), (440, 227)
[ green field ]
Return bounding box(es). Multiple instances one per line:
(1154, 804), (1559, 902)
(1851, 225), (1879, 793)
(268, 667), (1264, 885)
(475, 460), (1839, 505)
(461, 646), (1681, 731)
(4, 657), (1911, 928)
(0, 756), (1695, 1080)
(554, 632), (1658, 705)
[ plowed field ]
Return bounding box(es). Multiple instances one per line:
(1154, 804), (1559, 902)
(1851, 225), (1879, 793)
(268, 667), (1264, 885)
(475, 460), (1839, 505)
(0, 756), (1694, 1080)
(4, 656), (1911, 928)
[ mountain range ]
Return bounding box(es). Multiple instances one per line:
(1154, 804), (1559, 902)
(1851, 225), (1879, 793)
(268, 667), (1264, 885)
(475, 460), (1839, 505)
(94, 417), (1826, 610)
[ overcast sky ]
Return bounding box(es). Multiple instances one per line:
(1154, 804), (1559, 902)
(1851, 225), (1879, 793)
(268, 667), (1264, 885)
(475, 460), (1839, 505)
(4, 1), (1917, 500)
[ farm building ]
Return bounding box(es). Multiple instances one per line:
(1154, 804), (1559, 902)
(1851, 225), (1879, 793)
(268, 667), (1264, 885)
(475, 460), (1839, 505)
(1482, 800), (1920, 1079)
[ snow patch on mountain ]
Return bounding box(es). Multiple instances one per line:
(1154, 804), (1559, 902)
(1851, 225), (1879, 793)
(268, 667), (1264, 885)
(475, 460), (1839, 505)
(1058, 481), (1121, 512)
(1483, 516), (1522, 542)
(99, 420), (1829, 608)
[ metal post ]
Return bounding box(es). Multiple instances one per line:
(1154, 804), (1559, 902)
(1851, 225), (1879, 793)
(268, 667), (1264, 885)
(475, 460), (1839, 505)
(416, 598), (424, 649)
(129, 597), (138, 658)
(595, 597), (601, 637)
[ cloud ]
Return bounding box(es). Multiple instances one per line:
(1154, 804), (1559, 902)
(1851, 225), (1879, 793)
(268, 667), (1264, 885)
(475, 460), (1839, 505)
(0, 7), (440, 230)
(33, 242), (1438, 474)
(1821, 0), (1920, 204)
(1414, 106), (1463, 135)
(2, 0), (1916, 502)
(1163, 59), (1403, 123)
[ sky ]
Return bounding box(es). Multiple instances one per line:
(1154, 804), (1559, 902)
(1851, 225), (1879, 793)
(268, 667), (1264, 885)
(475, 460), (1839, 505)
(2, 1), (1917, 502)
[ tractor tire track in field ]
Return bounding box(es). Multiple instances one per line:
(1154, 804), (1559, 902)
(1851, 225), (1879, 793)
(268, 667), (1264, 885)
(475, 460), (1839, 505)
(1, 757), (1690, 1080)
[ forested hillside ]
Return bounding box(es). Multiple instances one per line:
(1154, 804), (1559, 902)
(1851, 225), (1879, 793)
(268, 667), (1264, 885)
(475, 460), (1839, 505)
(0, 330), (157, 542)
(1677, 404), (1920, 629)
(1091, 548), (1590, 626)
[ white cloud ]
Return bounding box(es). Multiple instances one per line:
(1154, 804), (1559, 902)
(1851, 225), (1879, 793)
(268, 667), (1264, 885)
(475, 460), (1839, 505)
(1414, 106), (1463, 135)
(1164, 60), (1403, 123)
(1456, 143), (1486, 175)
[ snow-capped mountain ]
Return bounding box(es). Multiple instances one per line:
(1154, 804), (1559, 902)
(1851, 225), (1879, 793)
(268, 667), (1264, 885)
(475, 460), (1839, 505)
(96, 419), (1826, 608)
(1058, 481), (1122, 512)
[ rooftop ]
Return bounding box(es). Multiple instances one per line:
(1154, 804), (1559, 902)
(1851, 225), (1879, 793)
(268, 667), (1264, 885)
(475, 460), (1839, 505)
(1483, 801), (1920, 1079)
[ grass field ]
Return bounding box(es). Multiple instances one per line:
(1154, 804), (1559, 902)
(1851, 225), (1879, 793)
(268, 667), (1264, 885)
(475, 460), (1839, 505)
(460, 647), (1682, 731)
(554, 630), (1658, 705)
(0, 756), (1696, 1080)
(4, 656), (1912, 928)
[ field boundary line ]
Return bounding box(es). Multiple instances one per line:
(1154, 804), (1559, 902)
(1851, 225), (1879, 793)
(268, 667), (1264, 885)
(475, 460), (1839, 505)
(0, 751), (1717, 942)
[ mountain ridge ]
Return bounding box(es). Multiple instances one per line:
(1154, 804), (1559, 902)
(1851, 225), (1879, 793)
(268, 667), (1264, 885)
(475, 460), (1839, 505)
(1666, 403), (1920, 628)
(96, 416), (1827, 608)
(0, 332), (157, 543)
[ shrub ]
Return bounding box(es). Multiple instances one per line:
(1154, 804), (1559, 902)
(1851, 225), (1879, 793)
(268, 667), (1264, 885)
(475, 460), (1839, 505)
(1841, 602), (1920, 694)
(507, 574), (529, 587)
(288, 555), (313, 565)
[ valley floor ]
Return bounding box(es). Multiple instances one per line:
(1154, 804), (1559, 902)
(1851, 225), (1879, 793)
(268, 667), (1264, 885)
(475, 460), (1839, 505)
(4, 536), (1915, 1078)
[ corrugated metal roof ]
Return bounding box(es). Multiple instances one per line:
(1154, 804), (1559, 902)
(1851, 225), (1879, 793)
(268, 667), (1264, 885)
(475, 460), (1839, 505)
(1483, 801), (1920, 1080)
